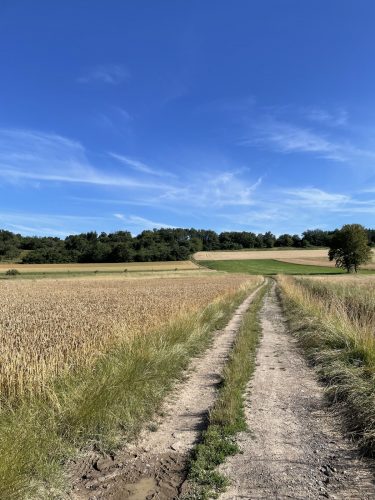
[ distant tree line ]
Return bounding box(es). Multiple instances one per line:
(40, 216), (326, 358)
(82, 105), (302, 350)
(0, 227), (374, 264)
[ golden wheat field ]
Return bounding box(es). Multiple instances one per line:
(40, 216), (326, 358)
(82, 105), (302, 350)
(0, 274), (255, 399)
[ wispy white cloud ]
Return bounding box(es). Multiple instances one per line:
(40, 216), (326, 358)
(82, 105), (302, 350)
(83, 171), (261, 209)
(108, 154), (261, 207)
(0, 212), (106, 237)
(109, 153), (175, 178)
(0, 127), (262, 212)
(284, 188), (350, 208)
(283, 187), (375, 215)
(245, 119), (348, 161)
(78, 64), (129, 85)
(0, 210), (174, 237)
(113, 213), (125, 220)
(159, 172), (262, 208)
(126, 215), (174, 229)
(305, 107), (348, 127)
(6, 223), (70, 238)
(113, 213), (174, 230)
(216, 186), (375, 235)
(113, 106), (132, 121)
(0, 129), (168, 189)
(243, 118), (375, 164)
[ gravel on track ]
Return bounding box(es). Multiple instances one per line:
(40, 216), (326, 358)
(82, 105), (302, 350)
(219, 283), (375, 500)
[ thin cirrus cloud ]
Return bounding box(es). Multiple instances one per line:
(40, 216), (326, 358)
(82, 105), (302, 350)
(216, 186), (375, 235)
(284, 188), (350, 208)
(304, 107), (348, 127)
(109, 152), (176, 178)
(0, 128), (168, 190)
(113, 214), (175, 229)
(70, 171), (262, 210)
(0, 210), (174, 237)
(77, 64), (129, 85)
(157, 172), (262, 208)
(245, 119), (347, 161)
(0, 211), (107, 237)
(88, 171), (261, 209)
(0, 128), (261, 211)
(242, 117), (375, 164)
(283, 187), (375, 215)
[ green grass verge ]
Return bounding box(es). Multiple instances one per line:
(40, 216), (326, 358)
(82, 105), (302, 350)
(278, 278), (375, 456)
(0, 284), (257, 499)
(201, 259), (348, 275)
(184, 282), (269, 499)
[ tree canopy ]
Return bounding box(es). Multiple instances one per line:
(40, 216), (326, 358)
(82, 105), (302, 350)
(329, 224), (372, 273)
(0, 226), (373, 264)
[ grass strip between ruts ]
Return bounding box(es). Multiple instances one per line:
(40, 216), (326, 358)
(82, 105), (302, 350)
(184, 281), (269, 499)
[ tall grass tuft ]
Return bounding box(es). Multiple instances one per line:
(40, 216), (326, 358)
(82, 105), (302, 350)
(278, 275), (375, 455)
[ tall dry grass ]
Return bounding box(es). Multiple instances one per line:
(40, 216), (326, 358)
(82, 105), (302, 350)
(278, 275), (375, 454)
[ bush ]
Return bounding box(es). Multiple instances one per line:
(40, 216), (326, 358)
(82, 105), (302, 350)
(5, 269), (20, 276)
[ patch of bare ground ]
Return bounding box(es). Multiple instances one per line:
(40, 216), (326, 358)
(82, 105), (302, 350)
(219, 283), (375, 499)
(68, 283), (264, 499)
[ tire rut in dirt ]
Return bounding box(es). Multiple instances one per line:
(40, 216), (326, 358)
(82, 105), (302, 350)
(69, 284), (265, 499)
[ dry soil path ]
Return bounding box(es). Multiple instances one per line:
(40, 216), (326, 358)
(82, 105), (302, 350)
(69, 281), (265, 500)
(219, 283), (375, 500)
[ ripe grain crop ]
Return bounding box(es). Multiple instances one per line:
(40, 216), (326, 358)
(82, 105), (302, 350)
(0, 274), (262, 498)
(0, 275), (252, 400)
(0, 260), (199, 274)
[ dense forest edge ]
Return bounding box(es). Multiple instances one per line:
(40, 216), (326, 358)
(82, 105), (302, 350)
(0, 227), (374, 264)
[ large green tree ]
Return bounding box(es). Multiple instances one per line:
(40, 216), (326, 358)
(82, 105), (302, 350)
(329, 224), (372, 273)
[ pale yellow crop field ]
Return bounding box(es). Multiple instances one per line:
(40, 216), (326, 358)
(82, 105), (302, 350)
(194, 249), (329, 261)
(0, 260), (199, 274)
(195, 248), (375, 269)
(0, 274), (257, 399)
(277, 250), (375, 269)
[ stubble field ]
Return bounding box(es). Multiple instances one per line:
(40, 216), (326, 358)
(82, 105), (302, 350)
(194, 248), (330, 261)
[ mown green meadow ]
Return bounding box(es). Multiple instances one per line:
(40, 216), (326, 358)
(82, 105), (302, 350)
(200, 259), (348, 275)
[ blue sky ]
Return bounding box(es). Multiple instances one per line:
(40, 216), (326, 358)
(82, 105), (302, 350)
(1, 0), (375, 237)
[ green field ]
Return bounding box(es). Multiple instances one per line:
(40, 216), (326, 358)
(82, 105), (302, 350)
(201, 259), (347, 275)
